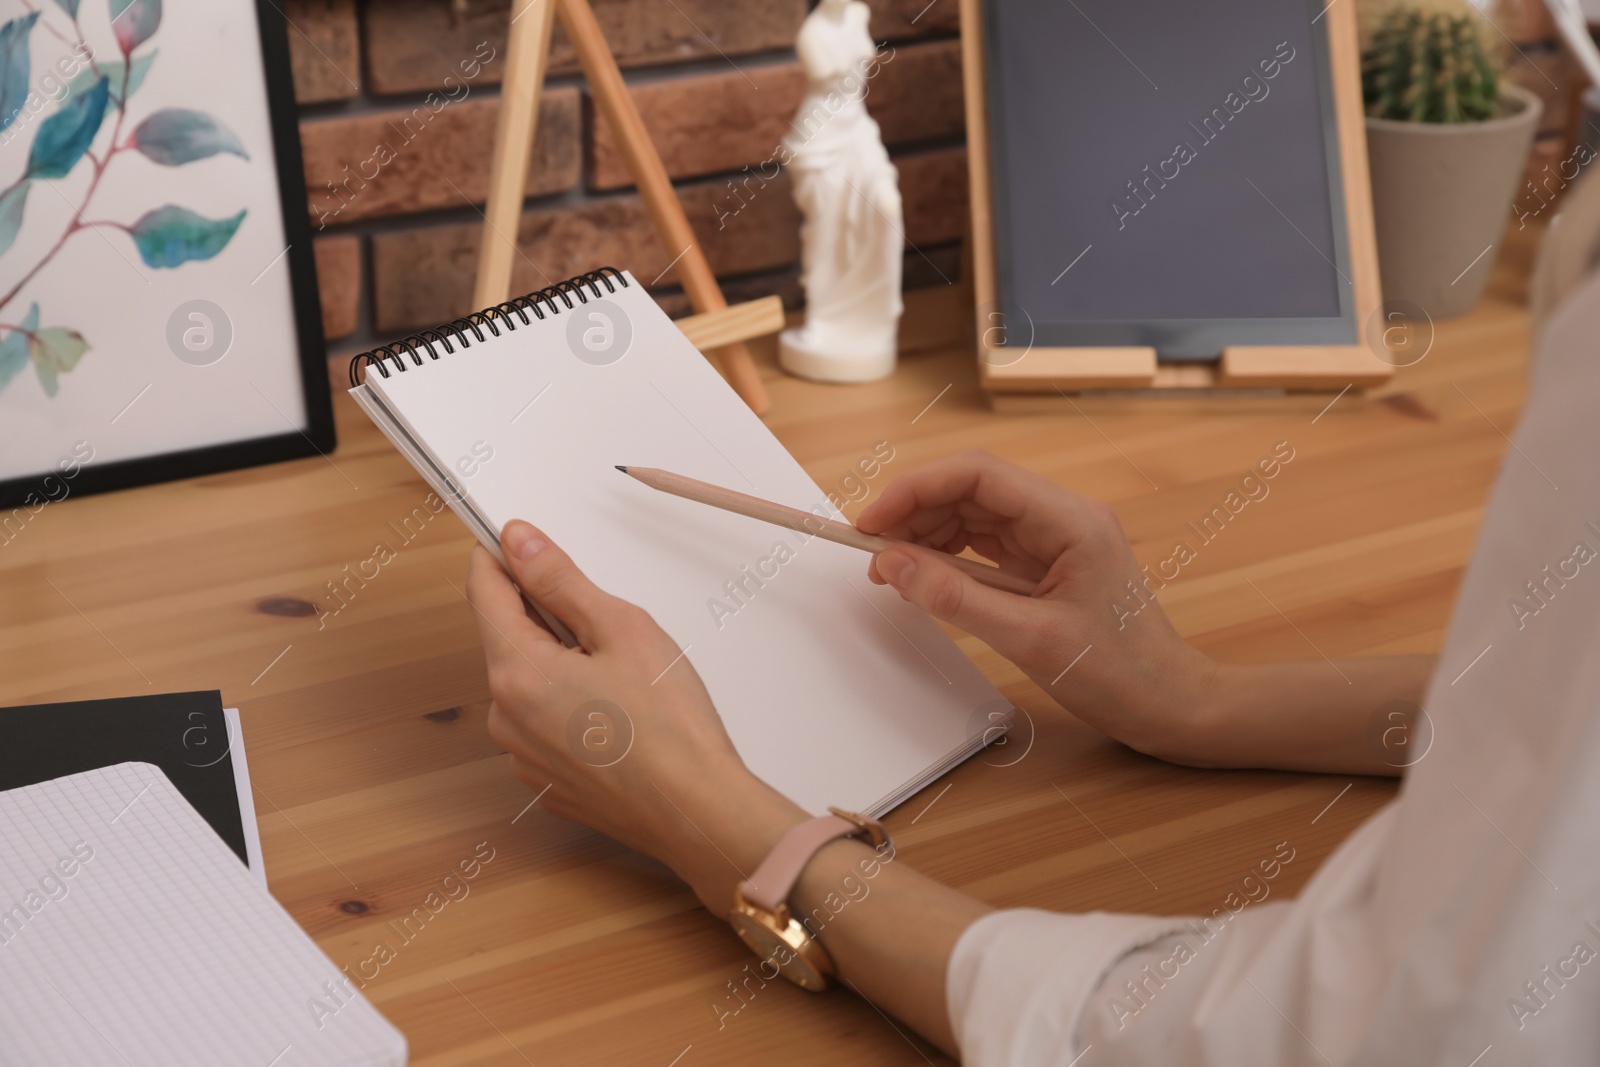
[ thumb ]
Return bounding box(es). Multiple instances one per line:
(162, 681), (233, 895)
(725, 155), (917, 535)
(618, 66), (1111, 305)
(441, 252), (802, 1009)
(873, 544), (1041, 642)
(500, 520), (627, 650)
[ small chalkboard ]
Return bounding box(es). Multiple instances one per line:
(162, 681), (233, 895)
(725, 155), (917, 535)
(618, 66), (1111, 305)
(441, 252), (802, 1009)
(961, 0), (1389, 394)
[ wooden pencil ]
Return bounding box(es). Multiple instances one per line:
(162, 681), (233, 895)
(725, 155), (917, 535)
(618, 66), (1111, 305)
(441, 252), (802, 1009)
(615, 466), (1038, 596)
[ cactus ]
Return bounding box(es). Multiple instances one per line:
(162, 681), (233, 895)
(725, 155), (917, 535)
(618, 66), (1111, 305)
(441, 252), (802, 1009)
(1362, 6), (1501, 123)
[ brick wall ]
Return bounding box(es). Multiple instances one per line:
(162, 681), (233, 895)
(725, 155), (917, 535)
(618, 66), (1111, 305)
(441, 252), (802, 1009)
(287, 1), (1593, 359)
(1492, 0), (1596, 220)
(285, 0), (965, 358)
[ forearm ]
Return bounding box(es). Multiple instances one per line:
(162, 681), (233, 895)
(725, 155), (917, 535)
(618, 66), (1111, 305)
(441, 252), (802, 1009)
(789, 838), (992, 1054)
(671, 775), (989, 1057)
(1176, 655), (1436, 775)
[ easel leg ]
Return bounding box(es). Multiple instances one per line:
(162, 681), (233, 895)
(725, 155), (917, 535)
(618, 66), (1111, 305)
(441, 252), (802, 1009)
(475, 0), (558, 309)
(556, 0), (771, 414)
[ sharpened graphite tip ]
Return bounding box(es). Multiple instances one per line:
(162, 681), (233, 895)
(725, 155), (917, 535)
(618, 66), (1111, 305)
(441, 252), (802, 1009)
(615, 465), (628, 472)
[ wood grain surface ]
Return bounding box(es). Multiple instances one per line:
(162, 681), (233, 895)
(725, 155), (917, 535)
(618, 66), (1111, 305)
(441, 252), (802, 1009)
(0, 224), (1540, 1065)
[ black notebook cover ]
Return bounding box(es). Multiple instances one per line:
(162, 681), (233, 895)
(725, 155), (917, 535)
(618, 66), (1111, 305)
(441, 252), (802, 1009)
(0, 690), (249, 865)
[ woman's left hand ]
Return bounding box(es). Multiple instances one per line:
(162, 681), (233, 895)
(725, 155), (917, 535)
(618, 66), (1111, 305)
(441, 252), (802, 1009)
(465, 520), (808, 913)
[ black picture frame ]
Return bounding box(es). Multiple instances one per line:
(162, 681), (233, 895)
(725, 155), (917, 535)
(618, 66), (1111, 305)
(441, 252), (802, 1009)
(0, 0), (334, 510)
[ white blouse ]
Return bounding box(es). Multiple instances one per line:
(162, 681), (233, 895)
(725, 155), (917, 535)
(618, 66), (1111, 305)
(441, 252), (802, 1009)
(946, 271), (1600, 1067)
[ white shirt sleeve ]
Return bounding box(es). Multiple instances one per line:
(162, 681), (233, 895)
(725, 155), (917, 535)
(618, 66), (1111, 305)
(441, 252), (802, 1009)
(945, 270), (1600, 1067)
(946, 909), (1193, 1066)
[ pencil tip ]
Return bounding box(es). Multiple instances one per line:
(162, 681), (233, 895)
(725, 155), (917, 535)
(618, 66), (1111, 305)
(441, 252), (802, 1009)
(614, 465), (628, 473)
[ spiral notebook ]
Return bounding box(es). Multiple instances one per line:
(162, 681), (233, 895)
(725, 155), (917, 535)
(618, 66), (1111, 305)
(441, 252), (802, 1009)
(348, 268), (1005, 817)
(0, 762), (406, 1066)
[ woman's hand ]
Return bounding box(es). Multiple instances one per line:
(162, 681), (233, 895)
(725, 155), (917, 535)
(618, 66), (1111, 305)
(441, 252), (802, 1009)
(465, 520), (809, 913)
(856, 449), (1218, 763)
(466, 521), (992, 1056)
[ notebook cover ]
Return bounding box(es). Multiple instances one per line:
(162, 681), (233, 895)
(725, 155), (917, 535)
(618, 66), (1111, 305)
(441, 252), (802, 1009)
(0, 690), (249, 865)
(0, 763), (407, 1066)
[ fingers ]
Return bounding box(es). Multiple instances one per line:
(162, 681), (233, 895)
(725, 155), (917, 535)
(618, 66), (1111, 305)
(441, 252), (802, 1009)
(857, 450), (1091, 565)
(873, 543), (1046, 640)
(858, 450), (1029, 531)
(466, 546), (560, 673)
(498, 520), (632, 651)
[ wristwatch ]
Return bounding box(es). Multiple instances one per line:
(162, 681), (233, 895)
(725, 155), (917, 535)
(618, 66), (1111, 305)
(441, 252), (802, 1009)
(727, 807), (889, 991)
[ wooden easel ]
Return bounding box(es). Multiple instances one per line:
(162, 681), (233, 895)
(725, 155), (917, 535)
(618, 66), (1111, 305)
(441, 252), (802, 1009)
(475, 0), (780, 414)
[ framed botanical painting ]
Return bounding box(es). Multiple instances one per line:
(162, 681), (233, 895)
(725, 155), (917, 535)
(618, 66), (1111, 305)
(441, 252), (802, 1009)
(0, 0), (333, 512)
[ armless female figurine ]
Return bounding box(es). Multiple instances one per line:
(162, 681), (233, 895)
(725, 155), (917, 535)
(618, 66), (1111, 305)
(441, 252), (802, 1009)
(779, 0), (903, 382)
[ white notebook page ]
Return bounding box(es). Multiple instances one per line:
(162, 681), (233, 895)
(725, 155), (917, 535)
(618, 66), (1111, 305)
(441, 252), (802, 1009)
(357, 273), (1003, 815)
(0, 763), (406, 1067)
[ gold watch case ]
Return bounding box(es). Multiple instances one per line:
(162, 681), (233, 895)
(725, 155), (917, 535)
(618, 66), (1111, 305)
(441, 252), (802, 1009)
(728, 891), (836, 992)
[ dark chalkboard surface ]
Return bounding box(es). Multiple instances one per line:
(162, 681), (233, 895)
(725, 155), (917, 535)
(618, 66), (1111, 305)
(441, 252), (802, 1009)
(980, 0), (1360, 360)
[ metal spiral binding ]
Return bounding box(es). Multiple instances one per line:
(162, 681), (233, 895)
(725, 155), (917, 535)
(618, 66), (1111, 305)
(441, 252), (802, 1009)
(347, 266), (629, 387)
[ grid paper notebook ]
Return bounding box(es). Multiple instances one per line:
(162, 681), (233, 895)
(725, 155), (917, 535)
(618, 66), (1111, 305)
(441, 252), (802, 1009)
(349, 268), (1006, 816)
(0, 692), (263, 883)
(0, 763), (406, 1067)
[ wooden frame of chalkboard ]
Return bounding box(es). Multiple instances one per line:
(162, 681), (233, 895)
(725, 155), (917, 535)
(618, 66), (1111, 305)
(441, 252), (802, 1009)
(960, 0), (1392, 395)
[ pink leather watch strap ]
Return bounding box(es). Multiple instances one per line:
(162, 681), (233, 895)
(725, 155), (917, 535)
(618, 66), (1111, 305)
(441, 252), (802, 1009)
(740, 814), (861, 913)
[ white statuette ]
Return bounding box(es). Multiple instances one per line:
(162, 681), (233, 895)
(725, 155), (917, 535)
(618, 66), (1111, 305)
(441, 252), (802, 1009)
(779, 0), (903, 383)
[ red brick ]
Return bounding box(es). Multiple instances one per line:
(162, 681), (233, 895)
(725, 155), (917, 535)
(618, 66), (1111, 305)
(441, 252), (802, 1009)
(313, 235), (362, 341)
(300, 88), (579, 227)
(370, 146), (967, 335)
(1506, 47), (1581, 136)
(285, 0), (362, 103)
(867, 39), (963, 145)
(361, 0), (807, 96)
(898, 146), (968, 248)
(865, 0), (961, 38)
(1512, 134), (1585, 224)
(683, 171), (804, 277)
(370, 168), (802, 333)
(589, 40), (962, 190)
(1493, 0), (1559, 45)
(589, 63), (804, 191)
(902, 244), (962, 291)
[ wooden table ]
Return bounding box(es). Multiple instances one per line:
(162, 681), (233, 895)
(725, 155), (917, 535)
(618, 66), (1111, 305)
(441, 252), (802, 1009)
(0, 225), (1538, 1065)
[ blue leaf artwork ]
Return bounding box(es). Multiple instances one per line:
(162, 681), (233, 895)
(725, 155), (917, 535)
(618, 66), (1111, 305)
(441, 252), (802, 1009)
(0, 303), (36, 392)
(25, 76), (108, 179)
(64, 50), (156, 106)
(0, 0), (249, 399)
(130, 205), (247, 268)
(0, 12), (39, 136)
(109, 0), (161, 54)
(0, 182), (29, 258)
(132, 108), (248, 165)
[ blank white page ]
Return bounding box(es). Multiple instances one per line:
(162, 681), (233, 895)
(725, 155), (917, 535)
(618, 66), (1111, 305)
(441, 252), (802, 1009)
(361, 273), (1002, 815)
(0, 763), (406, 1067)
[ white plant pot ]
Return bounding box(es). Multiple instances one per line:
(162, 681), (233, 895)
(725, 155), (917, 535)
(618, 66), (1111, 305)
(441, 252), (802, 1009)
(1364, 84), (1542, 319)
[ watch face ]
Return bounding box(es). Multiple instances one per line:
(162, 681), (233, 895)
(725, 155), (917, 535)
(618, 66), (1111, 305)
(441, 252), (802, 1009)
(729, 911), (829, 991)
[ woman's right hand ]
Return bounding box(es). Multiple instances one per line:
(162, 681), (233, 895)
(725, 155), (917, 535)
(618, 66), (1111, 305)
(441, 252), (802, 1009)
(855, 449), (1218, 764)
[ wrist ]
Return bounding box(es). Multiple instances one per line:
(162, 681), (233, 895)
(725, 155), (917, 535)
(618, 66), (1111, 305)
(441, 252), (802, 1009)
(1107, 641), (1224, 765)
(789, 836), (882, 932)
(1137, 650), (1227, 766)
(660, 765), (810, 914)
